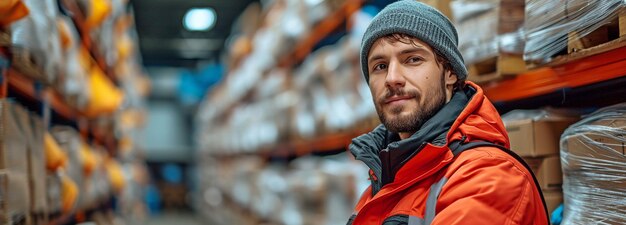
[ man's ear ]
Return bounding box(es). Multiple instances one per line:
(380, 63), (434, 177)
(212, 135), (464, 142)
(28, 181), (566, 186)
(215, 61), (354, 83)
(444, 70), (458, 87)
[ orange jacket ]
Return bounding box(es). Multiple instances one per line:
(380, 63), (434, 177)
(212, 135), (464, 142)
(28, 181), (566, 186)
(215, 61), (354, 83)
(348, 82), (548, 225)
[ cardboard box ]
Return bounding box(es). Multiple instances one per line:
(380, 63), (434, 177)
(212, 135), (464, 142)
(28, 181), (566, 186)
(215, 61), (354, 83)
(10, 104), (48, 214)
(542, 190), (563, 215)
(523, 156), (562, 190)
(506, 119), (576, 157)
(0, 100), (31, 222)
(29, 114), (48, 214)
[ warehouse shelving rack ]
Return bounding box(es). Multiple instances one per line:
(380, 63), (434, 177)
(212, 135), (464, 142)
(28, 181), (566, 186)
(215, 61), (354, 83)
(213, 11), (626, 159)
(0, 3), (131, 223)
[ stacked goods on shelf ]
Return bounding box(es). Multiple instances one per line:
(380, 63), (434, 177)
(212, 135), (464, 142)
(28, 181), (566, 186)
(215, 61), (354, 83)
(501, 109), (579, 215)
(196, 155), (369, 225)
(9, 0), (63, 85)
(44, 127), (75, 215)
(12, 102), (48, 224)
(196, 1), (373, 155)
(560, 103), (626, 225)
(1, 0), (150, 224)
(524, 0), (626, 66)
(289, 40), (374, 142)
(194, 3), (375, 222)
(44, 122), (148, 224)
(450, 0), (527, 83)
(51, 127), (107, 211)
(0, 100), (33, 224)
(5, 0), (149, 118)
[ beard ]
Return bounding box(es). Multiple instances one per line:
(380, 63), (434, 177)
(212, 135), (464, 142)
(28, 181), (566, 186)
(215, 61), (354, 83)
(374, 74), (447, 134)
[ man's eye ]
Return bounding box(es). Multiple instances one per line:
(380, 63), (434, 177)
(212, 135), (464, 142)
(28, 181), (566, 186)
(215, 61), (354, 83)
(407, 57), (423, 63)
(373, 63), (387, 71)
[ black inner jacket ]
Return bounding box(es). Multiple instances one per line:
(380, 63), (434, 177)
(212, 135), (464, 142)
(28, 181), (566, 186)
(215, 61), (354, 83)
(350, 86), (475, 196)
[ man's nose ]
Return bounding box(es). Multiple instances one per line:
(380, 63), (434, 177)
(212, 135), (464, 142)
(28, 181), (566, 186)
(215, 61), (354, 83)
(385, 62), (406, 89)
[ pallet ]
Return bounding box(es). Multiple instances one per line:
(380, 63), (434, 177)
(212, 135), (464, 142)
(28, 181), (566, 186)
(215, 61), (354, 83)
(529, 8), (626, 68)
(568, 8), (626, 53)
(467, 54), (527, 84)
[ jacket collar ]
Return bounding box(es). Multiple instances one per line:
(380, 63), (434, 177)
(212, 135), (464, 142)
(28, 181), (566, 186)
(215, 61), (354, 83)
(351, 86), (475, 195)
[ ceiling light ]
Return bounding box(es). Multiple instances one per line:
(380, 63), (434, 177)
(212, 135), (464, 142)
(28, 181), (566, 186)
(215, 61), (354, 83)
(183, 8), (216, 31)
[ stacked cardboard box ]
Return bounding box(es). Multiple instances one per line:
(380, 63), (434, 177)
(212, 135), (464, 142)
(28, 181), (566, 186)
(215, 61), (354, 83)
(560, 104), (626, 225)
(504, 110), (578, 215)
(0, 100), (32, 224)
(12, 103), (48, 224)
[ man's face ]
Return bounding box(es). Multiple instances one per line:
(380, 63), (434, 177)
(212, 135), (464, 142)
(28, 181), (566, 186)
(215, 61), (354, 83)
(367, 36), (457, 138)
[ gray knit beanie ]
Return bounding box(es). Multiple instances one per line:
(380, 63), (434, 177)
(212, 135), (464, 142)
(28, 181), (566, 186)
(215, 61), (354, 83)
(360, 0), (467, 82)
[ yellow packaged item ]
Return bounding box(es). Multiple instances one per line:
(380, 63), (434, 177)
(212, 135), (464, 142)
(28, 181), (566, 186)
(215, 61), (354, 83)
(116, 34), (133, 60)
(83, 0), (111, 30)
(44, 132), (68, 171)
(106, 158), (125, 192)
(59, 171), (78, 213)
(80, 142), (97, 177)
(83, 64), (124, 117)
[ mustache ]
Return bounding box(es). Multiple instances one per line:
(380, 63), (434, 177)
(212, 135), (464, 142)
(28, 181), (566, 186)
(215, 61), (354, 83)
(378, 87), (419, 104)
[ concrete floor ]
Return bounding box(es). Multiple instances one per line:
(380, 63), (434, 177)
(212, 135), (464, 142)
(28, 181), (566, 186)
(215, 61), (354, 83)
(141, 211), (207, 225)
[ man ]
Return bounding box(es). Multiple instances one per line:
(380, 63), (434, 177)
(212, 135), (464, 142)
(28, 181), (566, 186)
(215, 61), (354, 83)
(347, 1), (549, 225)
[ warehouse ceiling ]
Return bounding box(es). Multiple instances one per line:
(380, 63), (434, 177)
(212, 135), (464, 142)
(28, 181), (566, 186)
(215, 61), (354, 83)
(131, 0), (258, 67)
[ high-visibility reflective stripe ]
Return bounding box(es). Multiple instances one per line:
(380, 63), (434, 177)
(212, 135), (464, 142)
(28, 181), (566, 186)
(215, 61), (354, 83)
(408, 215), (425, 225)
(424, 177), (448, 225)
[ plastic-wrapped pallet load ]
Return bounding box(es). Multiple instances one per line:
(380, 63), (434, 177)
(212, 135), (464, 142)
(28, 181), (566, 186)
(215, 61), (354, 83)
(451, 0), (526, 64)
(10, 0), (63, 84)
(524, 0), (626, 63)
(560, 103), (626, 225)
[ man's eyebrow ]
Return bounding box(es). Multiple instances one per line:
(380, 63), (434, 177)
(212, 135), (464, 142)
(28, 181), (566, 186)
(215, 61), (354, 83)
(368, 54), (386, 63)
(368, 46), (431, 63)
(400, 46), (430, 55)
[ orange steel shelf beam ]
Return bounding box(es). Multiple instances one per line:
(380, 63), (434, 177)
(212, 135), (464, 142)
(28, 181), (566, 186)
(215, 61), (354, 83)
(7, 68), (79, 120)
(253, 126), (372, 158)
(8, 68), (116, 154)
(484, 46), (626, 102)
